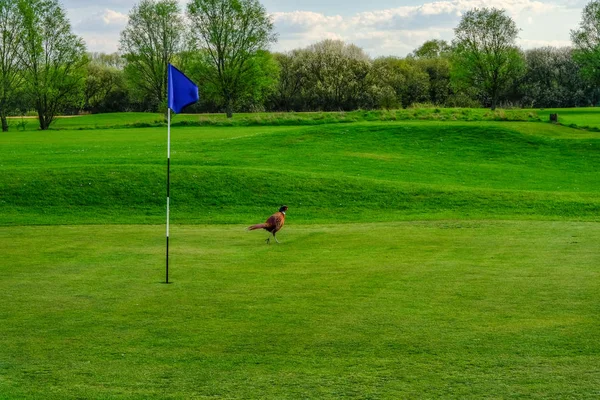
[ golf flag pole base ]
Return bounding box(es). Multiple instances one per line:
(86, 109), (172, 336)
(165, 64), (199, 284)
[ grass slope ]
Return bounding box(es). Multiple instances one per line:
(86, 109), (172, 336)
(1, 121), (599, 225)
(1, 222), (599, 399)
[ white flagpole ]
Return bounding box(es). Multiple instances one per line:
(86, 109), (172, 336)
(166, 107), (171, 283)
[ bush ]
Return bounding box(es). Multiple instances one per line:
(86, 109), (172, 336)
(409, 102), (437, 109)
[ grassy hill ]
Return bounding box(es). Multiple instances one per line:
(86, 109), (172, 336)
(1, 119), (599, 225)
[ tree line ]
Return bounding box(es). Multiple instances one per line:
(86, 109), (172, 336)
(3, 0), (600, 130)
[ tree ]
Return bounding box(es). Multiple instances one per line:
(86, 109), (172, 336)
(187, 0), (276, 117)
(571, 0), (600, 89)
(451, 8), (524, 110)
(520, 47), (590, 108)
(414, 57), (452, 105)
(88, 52), (126, 70)
(18, 0), (87, 130)
(395, 59), (430, 107)
(368, 57), (404, 109)
(411, 39), (450, 59)
(270, 50), (308, 111)
(120, 0), (185, 111)
(84, 61), (129, 113)
(368, 57), (430, 108)
(0, 0), (22, 131)
(235, 50), (279, 112)
(299, 40), (372, 111)
(409, 40), (453, 105)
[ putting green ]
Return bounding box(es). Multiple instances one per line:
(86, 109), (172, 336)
(1, 221), (599, 398)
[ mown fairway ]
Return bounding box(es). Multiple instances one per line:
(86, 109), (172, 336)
(1, 114), (599, 398)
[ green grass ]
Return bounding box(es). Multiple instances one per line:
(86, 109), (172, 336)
(1, 222), (599, 399)
(536, 107), (600, 130)
(1, 112), (600, 398)
(1, 121), (599, 225)
(6, 107), (600, 132)
(6, 108), (543, 131)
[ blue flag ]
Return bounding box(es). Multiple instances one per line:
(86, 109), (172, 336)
(168, 64), (199, 114)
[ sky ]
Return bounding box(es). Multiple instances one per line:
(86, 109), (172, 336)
(65, 0), (587, 57)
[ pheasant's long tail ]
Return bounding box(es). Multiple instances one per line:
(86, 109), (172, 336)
(247, 223), (268, 231)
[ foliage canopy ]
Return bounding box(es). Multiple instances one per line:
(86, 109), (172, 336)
(451, 8), (525, 110)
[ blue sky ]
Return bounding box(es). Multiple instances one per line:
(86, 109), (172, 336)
(65, 0), (585, 57)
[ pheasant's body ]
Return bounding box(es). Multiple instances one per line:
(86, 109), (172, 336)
(248, 212), (285, 234)
(248, 206), (288, 244)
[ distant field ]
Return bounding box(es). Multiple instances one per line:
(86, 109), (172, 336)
(6, 107), (600, 132)
(1, 112), (599, 398)
(5, 108), (544, 131)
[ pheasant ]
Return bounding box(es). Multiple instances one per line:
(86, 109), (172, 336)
(247, 205), (288, 244)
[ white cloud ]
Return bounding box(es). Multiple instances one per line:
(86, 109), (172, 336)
(66, 0), (580, 56)
(71, 9), (128, 53)
(82, 37), (122, 54)
(518, 38), (572, 47)
(271, 0), (574, 56)
(272, 11), (343, 30)
(74, 9), (128, 34)
(344, 0), (553, 28)
(101, 9), (129, 26)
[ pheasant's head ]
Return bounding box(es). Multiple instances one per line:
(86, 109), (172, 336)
(279, 205), (288, 213)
